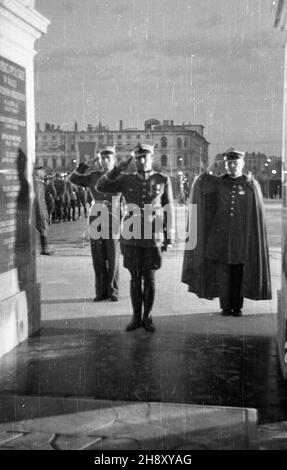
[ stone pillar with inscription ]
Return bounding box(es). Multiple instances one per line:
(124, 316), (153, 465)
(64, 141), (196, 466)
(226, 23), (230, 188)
(0, 0), (49, 358)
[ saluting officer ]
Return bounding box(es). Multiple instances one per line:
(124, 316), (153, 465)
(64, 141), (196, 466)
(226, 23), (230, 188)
(182, 148), (271, 316)
(69, 146), (121, 302)
(97, 143), (175, 332)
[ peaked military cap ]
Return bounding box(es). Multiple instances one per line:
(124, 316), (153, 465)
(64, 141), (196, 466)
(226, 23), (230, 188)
(98, 145), (116, 156)
(223, 148), (245, 161)
(131, 143), (154, 157)
(34, 162), (44, 170)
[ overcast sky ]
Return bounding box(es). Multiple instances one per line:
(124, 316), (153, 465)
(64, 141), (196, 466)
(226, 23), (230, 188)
(35, 0), (283, 158)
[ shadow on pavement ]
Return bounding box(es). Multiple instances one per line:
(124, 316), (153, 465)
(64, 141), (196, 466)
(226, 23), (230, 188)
(0, 314), (286, 426)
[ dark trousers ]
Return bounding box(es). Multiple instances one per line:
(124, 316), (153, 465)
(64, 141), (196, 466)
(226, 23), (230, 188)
(77, 197), (87, 218)
(90, 238), (119, 298)
(54, 198), (63, 222)
(40, 234), (48, 252)
(69, 200), (76, 221)
(63, 202), (72, 221)
(219, 263), (244, 311)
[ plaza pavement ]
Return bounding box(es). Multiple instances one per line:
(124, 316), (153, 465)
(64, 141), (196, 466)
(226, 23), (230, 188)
(0, 201), (286, 450)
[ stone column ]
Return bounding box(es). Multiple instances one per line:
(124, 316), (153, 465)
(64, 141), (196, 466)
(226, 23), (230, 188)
(0, 0), (49, 358)
(274, 0), (287, 378)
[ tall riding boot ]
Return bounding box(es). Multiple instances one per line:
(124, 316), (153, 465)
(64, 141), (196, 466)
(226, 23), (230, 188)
(126, 277), (143, 331)
(40, 234), (53, 255)
(142, 272), (156, 332)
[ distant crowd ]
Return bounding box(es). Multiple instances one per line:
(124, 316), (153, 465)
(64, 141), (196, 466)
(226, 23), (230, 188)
(43, 172), (91, 223)
(257, 178), (282, 199)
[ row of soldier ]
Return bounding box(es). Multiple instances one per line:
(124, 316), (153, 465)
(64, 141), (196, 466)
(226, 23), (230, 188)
(43, 173), (91, 223)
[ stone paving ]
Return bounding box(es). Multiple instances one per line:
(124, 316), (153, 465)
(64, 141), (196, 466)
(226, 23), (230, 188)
(0, 396), (258, 450)
(0, 201), (285, 450)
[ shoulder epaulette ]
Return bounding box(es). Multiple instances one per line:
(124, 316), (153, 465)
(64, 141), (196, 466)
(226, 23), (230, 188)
(153, 171), (169, 181)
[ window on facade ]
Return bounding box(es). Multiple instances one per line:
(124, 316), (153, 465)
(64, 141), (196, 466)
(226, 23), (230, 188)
(161, 136), (167, 148)
(177, 138), (182, 149)
(177, 155), (183, 167)
(117, 135), (122, 140)
(71, 144), (75, 151)
(52, 158), (57, 169)
(146, 134), (150, 139)
(137, 135), (141, 139)
(161, 154), (168, 167)
(61, 158), (66, 168)
(43, 159), (47, 168)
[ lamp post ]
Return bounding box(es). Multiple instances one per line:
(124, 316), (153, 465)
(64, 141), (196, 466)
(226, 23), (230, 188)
(272, 169), (278, 198)
(264, 158), (272, 198)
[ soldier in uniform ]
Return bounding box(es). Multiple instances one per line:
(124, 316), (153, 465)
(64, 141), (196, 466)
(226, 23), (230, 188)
(44, 175), (56, 224)
(182, 148), (271, 316)
(53, 173), (65, 222)
(69, 146), (121, 302)
(76, 185), (88, 218)
(34, 164), (53, 255)
(97, 143), (175, 332)
(64, 175), (77, 221)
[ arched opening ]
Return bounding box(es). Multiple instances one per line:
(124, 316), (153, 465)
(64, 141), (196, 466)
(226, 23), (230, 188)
(161, 154), (168, 167)
(161, 136), (167, 148)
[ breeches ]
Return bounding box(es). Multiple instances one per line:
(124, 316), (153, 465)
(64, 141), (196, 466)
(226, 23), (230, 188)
(122, 245), (160, 318)
(122, 245), (162, 276)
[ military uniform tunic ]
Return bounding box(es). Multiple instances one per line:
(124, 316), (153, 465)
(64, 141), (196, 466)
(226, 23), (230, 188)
(96, 168), (175, 248)
(205, 175), (247, 264)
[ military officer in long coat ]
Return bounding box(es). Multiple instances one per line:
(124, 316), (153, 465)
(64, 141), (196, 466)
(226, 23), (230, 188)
(97, 143), (175, 332)
(69, 146), (121, 302)
(182, 148), (271, 316)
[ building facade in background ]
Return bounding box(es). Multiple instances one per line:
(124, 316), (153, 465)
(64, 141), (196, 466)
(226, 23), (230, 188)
(35, 119), (209, 185)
